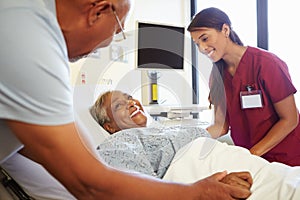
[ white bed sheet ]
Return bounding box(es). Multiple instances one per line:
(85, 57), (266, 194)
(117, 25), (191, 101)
(163, 137), (300, 200)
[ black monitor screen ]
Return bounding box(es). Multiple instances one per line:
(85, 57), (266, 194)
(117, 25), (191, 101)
(137, 22), (185, 70)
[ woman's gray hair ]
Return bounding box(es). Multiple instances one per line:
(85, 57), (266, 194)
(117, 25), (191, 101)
(90, 91), (112, 127)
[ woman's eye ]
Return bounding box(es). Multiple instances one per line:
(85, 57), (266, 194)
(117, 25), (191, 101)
(202, 37), (208, 42)
(114, 101), (126, 110)
(115, 103), (121, 110)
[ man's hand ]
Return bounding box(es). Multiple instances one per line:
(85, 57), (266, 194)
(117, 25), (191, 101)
(191, 171), (252, 200)
(221, 171), (253, 190)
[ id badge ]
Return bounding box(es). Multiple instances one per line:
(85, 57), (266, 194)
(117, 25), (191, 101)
(240, 90), (263, 109)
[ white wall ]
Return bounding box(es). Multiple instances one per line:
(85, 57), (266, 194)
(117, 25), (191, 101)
(70, 0), (194, 106)
(268, 2), (300, 105)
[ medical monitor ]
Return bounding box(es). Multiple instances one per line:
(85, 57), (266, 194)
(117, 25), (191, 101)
(137, 22), (185, 70)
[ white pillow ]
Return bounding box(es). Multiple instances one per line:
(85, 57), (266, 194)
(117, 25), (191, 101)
(73, 85), (110, 147)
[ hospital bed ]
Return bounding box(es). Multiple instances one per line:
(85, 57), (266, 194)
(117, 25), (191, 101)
(0, 167), (35, 200)
(1, 84), (299, 200)
(73, 85), (300, 200)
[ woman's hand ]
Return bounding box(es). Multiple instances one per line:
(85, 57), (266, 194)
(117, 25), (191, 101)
(220, 171), (253, 190)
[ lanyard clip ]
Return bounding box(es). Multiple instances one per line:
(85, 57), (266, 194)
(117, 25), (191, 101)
(246, 85), (253, 92)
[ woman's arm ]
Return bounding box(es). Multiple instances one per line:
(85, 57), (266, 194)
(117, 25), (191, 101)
(250, 94), (299, 156)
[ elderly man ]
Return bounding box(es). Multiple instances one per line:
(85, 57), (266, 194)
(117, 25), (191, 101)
(0, 0), (251, 199)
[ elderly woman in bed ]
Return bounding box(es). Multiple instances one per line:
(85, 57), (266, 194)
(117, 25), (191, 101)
(90, 90), (300, 200)
(90, 90), (252, 190)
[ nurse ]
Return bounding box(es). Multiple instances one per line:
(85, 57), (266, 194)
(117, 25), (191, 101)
(188, 7), (300, 166)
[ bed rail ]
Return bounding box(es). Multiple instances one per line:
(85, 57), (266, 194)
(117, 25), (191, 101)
(0, 167), (35, 200)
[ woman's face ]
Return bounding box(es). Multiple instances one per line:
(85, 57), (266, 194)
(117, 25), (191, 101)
(104, 91), (147, 133)
(190, 25), (229, 62)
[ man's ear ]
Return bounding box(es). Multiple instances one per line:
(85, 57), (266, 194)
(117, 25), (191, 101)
(88, 1), (112, 26)
(103, 122), (116, 134)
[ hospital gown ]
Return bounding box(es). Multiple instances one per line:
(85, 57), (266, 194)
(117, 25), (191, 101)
(97, 126), (210, 178)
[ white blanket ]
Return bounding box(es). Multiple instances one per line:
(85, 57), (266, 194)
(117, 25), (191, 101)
(163, 137), (300, 200)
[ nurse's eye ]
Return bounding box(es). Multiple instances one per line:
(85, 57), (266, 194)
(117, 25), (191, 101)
(201, 36), (208, 42)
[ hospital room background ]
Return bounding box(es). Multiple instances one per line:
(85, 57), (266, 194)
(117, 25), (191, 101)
(70, 0), (300, 143)
(1, 0), (300, 199)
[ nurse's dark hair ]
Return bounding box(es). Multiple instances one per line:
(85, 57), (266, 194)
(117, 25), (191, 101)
(187, 7), (244, 112)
